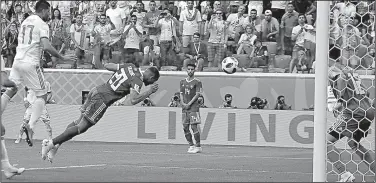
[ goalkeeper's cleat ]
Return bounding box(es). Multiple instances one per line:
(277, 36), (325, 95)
(187, 146), (195, 153)
(3, 165), (25, 179)
(14, 137), (21, 144)
(22, 124), (34, 147)
(47, 144), (60, 163)
(41, 139), (53, 160)
(339, 171), (355, 182)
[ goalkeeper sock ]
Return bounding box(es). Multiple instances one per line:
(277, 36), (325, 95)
(184, 132), (194, 146)
(193, 131), (201, 147)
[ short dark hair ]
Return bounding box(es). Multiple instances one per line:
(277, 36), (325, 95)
(187, 63), (196, 68)
(35, 0), (50, 13)
(250, 9), (257, 13)
(131, 14), (137, 18)
(100, 13), (106, 17)
(15, 4), (22, 9)
(193, 32), (200, 37)
(148, 66), (160, 80)
(287, 2), (294, 6)
(225, 94), (232, 99)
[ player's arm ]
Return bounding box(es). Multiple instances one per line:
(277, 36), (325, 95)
(39, 23), (65, 60)
(187, 81), (203, 107)
(179, 80), (186, 106)
(104, 63), (121, 72)
(128, 85), (157, 105)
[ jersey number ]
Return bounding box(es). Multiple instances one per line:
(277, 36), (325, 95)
(348, 73), (366, 95)
(185, 88), (190, 95)
(109, 68), (128, 91)
(21, 25), (35, 44)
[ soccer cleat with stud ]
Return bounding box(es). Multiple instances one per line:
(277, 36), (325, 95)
(3, 166), (25, 179)
(187, 146), (195, 153)
(41, 139), (53, 160)
(47, 144), (60, 163)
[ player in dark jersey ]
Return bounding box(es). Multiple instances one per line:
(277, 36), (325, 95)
(1, 58), (26, 179)
(327, 63), (375, 182)
(180, 62), (203, 153)
(40, 63), (159, 162)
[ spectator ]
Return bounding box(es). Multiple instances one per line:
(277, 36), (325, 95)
(289, 14), (312, 73)
(259, 10), (279, 42)
(141, 98), (156, 107)
(168, 2), (179, 19)
(304, 19), (316, 69)
(304, 0), (316, 25)
(226, 4), (246, 53)
(106, 1), (126, 33)
(143, 1), (161, 46)
(91, 14), (116, 69)
(280, 2), (299, 55)
(140, 32), (161, 69)
(329, 12), (341, 60)
(274, 95), (292, 110)
(52, 1), (72, 33)
(270, 1), (287, 22)
(243, 9), (263, 32)
(248, 97), (268, 109)
(249, 39), (269, 68)
(2, 21), (18, 67)
(168, 92), (182, 107)
(130, 1), (147, 27)
(292, 0), (310, 15)
(179, 0), (202, 49)
(70, 14), (90, 68)
(50, 8), (68, 68)
(207, 8), (227, 69)
(123, 15), (143, 65)
(183, 32), (207, 71)
(219, 94), (237, 109)
(155, 9), (179, 67)
(237, 25), (257, 55)
(339, 19), (361, 69)
(8, 3), (29, 27)
(247, 0), (263, 17)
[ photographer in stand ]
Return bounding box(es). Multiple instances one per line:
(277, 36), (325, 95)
(168, 92), (182, 107)
(197, 95), (207, 108)
(247, 97), (268, 109)
(141, 97), (156, 107)
(274, 95), (292, 110)
(219, 94), (237, 109)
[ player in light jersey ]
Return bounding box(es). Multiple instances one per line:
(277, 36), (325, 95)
(1, 54), (26, 179)
(180, 62), (203, 153)
(327, 63), (375, 182)
(15, 81), (54, 144)
(0, 0), (76, 147)
(41, 63), (159, 162)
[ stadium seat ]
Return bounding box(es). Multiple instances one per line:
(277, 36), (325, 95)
(232, 54), (251, 68)
(77, 64), (93, 69)
(274, 55), (291, 70)
(56, 64), (73, 69)
(245, 68), (263, 73)
(203, 67), (220, 72)
(160, 66), (178, 71)
(356, 69), (375, 75)
(262, 42), (277, 55)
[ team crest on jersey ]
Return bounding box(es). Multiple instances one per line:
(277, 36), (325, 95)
(134, 84), (140, 93)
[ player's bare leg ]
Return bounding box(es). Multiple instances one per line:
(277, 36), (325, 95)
(190, 124), (202, 153)
(327, 133), (353, 182)
(24, 94), (47, 147)
(1, 125), (25, 179)
(42, 117), (93, 161)
(15, 122), (26, 144)
(1, 88), (17, 115)
(183, 124), (195, 153)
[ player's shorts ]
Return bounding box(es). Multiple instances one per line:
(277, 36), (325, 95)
(79, 87), (108, 125)
(9, 60), (47, 96)
(24, 106), (50, 123)
(182, 112), (201, 125)
(328, 113), (372, 142)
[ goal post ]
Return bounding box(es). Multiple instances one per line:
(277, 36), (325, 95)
(313, 1), (330, 182)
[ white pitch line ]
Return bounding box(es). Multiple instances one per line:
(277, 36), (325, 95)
(7, 147), (311, 160)
(108, 164), (313, 175)
(1, 164), (107, 172)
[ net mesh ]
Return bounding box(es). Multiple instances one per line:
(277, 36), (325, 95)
(326, 1), (375, 182)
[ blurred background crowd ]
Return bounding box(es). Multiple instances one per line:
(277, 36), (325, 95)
(1, 0), (375, 74)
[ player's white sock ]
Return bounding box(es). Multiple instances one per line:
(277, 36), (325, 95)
(1, 139), (12, 169)
(28, 98), (46, 129)
(1, 94), (11, 115)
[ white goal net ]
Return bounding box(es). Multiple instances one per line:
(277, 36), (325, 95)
(325, 1), (375, 182)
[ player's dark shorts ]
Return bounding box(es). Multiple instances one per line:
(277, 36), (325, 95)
(328, 113), (373, 142)
(182, 112), (201, 125)
(79, 87), (108, 125)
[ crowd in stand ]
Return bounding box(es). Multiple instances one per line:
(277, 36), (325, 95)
(1, 0), (375, 73)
